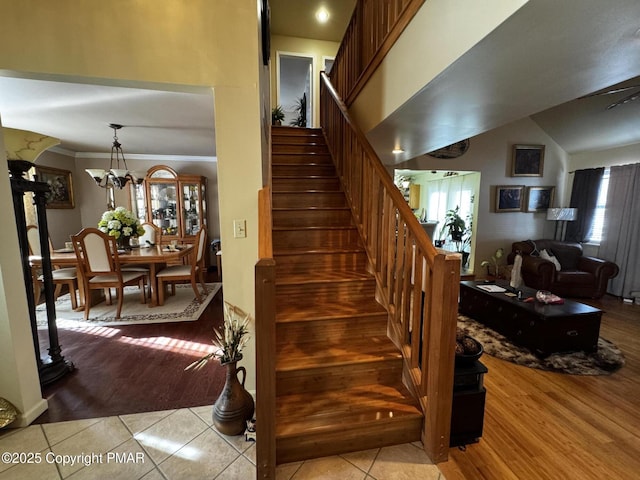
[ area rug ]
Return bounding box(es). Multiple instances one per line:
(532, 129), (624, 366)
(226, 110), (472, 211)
(457, 314), (625, 375)
(36, 283), (221, 327)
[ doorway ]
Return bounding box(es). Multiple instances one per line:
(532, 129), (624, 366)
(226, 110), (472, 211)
(277, 53), (313, 127)
(395, 169), (480, 273)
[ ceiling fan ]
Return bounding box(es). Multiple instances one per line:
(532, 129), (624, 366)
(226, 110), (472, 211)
(581, 84), (640, 110)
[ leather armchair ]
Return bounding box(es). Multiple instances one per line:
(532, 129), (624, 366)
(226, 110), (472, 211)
(507, 239), (619, 298)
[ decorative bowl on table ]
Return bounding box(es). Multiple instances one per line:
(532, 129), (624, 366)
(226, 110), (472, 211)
(536, 290), (562, 305)
(455, 334), (483, 366)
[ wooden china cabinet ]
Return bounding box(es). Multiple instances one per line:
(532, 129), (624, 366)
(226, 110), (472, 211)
(131, 165), (207, 245)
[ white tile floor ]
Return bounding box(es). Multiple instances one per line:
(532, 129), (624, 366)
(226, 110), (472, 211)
(0, 406), (445, 479)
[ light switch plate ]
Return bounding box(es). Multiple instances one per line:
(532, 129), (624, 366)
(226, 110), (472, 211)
(233, 219), (246, 238)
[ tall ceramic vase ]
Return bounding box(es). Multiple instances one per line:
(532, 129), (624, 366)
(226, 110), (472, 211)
(212, 358), (255, 436)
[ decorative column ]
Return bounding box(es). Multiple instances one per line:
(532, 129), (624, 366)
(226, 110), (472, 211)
(8, 160), (74, 385)
(4, 128), (73, 386)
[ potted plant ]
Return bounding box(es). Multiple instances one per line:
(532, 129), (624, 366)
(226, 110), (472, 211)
(481, 247), (505, 278)
(461, 215), (473, 267)
(271, 105), (285, 126)
(289, 93), (307, 127)
(440, 206), (466, 252)
(186, 301), (254, 435)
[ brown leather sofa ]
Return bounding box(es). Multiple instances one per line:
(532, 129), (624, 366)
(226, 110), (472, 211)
(507, 239), (619, 299)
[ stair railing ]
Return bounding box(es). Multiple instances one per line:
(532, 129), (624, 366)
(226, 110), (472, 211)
(330, 0), (425, 106)
(256, 185), (276, 479)
(320, 71), (460, 463)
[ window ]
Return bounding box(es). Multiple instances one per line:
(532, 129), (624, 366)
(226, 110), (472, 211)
(587, 167), (610, 243)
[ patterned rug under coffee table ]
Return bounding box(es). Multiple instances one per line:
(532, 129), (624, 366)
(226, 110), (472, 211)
(457, 314), (625, 376)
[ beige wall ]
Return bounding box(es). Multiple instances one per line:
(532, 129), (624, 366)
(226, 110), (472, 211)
(397, 116), (569, 276)
(271, 35), (340, 127)
(73, 156), (221, 248)
(0, 0), (263, 421)
(351, 0), (528, 133)
(32, 151), (84, 248)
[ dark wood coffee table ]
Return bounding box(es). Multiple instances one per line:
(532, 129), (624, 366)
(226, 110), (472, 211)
(459, 280), (602, 357)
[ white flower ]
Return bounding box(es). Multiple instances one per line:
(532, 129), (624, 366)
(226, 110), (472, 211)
(107, 220), (122, 230)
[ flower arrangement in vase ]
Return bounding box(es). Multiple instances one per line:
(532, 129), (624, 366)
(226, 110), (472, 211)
(97, 206), (144, 248)
(186, 301), (254, 436)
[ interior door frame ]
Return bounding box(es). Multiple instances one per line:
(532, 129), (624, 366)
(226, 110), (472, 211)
(276, 51), (315, 128)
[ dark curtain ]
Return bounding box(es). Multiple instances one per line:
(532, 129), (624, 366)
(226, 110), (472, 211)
(565, 167), (604, 243)
(599, 163), (640, 297)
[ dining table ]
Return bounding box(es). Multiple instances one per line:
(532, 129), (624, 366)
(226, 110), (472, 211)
(30, 244), (194, 308)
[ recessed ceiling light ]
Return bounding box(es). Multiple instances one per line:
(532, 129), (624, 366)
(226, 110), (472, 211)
(316, 7), (330, 23)
(392, 148), (404, 154)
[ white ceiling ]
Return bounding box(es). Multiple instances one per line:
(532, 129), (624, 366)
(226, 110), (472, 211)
(368, 0), (640, 164)
(0, 73), (216, 159)
(1, 1), (639, 163)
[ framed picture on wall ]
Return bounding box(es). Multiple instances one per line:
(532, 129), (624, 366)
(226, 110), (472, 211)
(495, 185), (524, 212)
(35, 165), (75, 209)
(526, 186), (555, 212)
(511, 144), (545, 177)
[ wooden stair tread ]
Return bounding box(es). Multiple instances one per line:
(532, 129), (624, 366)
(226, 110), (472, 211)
(276, 383), (421, 437)
(276, 298), (386, 322)
(272, 206), (350, 211)
(276, 270), (373, 284)
(272, 175), (338, 179)
(277, 335), (400, 371)
(273, 225), (356, 231)
(275, 310), (386, 324)
(274, 246), (364, 255)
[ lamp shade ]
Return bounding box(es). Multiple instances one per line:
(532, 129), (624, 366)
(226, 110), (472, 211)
(546, 207), (577, 221)
(3, 127), (60, 162)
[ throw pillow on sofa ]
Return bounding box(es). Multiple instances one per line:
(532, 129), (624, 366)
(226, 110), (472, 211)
(539, 249), (561, 271)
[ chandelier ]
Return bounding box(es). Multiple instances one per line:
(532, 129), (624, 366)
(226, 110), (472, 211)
(85, 124), (143, 189)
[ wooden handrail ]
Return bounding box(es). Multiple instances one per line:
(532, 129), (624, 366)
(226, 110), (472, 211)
(258, 186), (273, 259)
(330, 0), (426, 105)
(320, 71), (459, 463)
(256, 185), (276, 479)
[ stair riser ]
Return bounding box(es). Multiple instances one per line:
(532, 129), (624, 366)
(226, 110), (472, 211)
(272, 126), (322, 136)
(272, 153), (333, 165)
(276, 281), (376, 305)
(273, 192), (347, 208)
(273, 228), (360, 250)
(273, 143), (329, 154)
(276, 417), (423, 465)
(272, 164), (336, 177)
(273, 209), (353, 228)
(276, 361), (402, 395)
(276, 315), (387, 346)
(272, 177), (341, 192)
(274, 251), (368, 275)
(272, 134), (324, 145)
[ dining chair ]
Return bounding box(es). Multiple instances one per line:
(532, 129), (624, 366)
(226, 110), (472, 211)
(26, 225), (80, 309)
(139, 222), (162, 247)
(156, 227), (208, 306)
(72, 228), (147, 320)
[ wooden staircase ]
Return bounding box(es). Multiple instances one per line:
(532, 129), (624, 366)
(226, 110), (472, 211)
(271, 126), (423, 464)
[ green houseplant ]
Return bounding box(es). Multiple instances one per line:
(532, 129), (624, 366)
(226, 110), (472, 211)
(481, 248), (505, 278)
(440, 206), (466, 252)
(271, 105), (285, 126)
(289, 93), (307, 127)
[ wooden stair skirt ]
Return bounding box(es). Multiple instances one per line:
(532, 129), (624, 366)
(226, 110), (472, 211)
(272, 126), (423, 464)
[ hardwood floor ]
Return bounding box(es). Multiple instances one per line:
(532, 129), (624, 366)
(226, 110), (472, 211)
(439, 295), (640, 480)
(34, 272), (225, 424)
